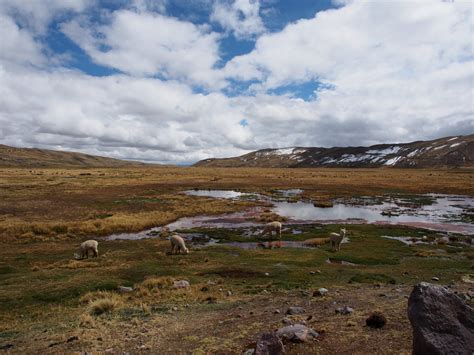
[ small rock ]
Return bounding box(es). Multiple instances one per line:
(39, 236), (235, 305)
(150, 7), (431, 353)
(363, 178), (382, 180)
(219, 288), (223, 292)
(48, 342), (61, 348)
(274, 309), (280, 314)
(309, 271), (316, 275)
(0, 344), (14, 350)
(366, 311), (387, 329)
(242, 349), (255, 355)
(204, 258), (209, 262)
(431, 277), (440, 281)
(226, 291), (232, 296)
(206, 297), (217, 304)
(378, 293), (387, 297)
(200, 286), (209, 292)
(335, 306), (353, 315)
(346, 321), (356, 327)
(172, 306), (178, 311)
(276, 324), (319, 343)
(105, 348), (114, 353)
(286, 306), (305, 315)
(264, 273), (270, 277)
(117, 286), (134, 293)
(173, 280), (190, 289)
(255, 332), (285, 355)
(313, 288), (328, 297)
(67, 336), (79, 342)
(281, 317), (292, 325)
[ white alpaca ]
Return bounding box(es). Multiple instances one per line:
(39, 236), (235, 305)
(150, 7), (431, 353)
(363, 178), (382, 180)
(74, 240), (99, 260)
(169, 234), (189, 255)
(260, 221), (282, 247)
(330, 228), (346, 251)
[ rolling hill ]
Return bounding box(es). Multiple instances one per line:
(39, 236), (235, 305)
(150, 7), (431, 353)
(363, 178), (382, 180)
(194, 135), (474, 168)
(0, 145), (147, 168)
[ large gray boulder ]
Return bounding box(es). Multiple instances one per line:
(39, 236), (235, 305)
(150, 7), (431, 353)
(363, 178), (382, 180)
(408, 282), (474, 355)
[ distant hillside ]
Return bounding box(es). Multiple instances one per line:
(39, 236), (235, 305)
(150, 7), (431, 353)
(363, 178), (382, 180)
(0, 145), (147, 168)
(195, 135), (474, 168)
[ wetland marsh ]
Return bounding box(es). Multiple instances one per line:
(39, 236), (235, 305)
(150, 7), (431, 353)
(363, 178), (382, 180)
(0, 167), (473, 353)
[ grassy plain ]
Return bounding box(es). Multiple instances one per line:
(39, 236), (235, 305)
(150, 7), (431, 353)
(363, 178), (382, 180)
(0, 167), (473, 353)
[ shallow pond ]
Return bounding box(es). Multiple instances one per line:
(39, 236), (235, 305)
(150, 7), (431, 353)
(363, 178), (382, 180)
(272, 194), (473, 235)
(106, 191), (473, 241)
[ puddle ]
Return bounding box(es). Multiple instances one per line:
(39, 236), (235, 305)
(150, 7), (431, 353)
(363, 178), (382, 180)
(276, 189), (303, 197)
(185, 190), (249, 199)
(381, 234), (473, 246)
(220, 241), (313, 250)
(165, 209), (264, 231)
(105, 227), (164, 241)
(381, 235), (430, 246)
(326, 258), (358, 266)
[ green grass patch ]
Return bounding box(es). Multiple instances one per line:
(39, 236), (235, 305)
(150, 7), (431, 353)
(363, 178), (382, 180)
(0, 265), (16, 274)
(348, 273), (396, 284)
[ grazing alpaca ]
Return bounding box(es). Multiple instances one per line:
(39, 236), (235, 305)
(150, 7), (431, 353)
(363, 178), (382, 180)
(74, 240), (99, 260)
(169, 234), (189, 255)
(330, 228), (346, 251)
(260, 221), (282, 247)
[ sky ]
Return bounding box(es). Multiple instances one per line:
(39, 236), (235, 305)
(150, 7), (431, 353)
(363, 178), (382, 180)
(0, 0), (473, 164)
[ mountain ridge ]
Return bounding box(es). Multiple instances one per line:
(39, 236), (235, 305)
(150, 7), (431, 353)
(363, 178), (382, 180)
(0, 144), (149, 168)
(194, 135), (474, 168)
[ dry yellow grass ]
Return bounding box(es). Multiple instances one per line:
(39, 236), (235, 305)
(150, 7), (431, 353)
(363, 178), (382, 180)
(1, 166), (472, 241)
(80, 291), (123, 315)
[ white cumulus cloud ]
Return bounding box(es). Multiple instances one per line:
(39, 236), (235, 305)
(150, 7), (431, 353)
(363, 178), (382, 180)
(61, 9), (225, 88)
(211, 0), (265, 39)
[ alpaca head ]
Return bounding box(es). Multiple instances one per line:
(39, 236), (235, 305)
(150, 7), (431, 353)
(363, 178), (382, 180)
(340, 228), (347, 236)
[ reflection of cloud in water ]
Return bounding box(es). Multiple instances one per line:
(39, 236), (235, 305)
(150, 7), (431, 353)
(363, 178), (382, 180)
(185, 190), (247, 199)
(106, 194), (473, 240)
(272, 194), (473, 234)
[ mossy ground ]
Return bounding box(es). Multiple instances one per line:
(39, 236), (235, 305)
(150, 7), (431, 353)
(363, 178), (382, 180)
(1, 222), (472, 353)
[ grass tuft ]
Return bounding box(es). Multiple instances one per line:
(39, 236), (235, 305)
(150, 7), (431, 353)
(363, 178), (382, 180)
(87, 294), (122, 315)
